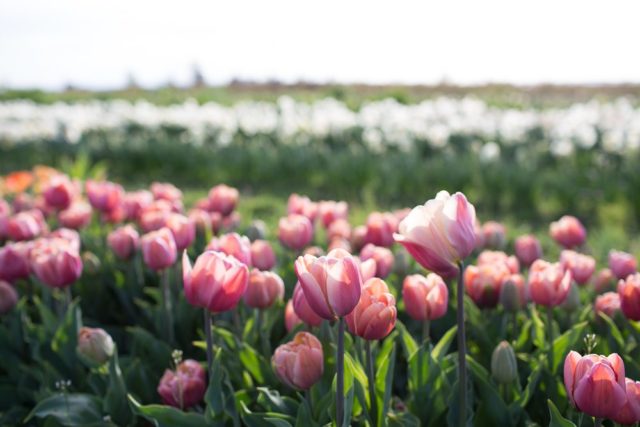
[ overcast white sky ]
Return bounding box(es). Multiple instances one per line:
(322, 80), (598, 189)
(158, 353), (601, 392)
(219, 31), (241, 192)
(1, 0), (639, 90)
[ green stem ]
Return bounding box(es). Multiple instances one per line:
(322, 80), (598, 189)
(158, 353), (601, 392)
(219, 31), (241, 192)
(305, 389), (313, 417)
(456, 260), (467, 427)
(161, 269), (174, 345)
(257, 309), (269, 355)
(365, 340), (378, 427)
(547, 306), (554, 372)
(204, 310), (213, 379)
(511, 311), (517, 343)
(336, 317), (345, 426)
(422, 319), (431, 346)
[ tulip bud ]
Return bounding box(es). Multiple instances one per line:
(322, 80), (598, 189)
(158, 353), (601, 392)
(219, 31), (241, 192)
(609, 250), (637, 280)
(243, 269), (284, 309)
(402, 273), (448, 321)
(499, 274), (526, 312)
(0, 241), (31, 283)
(360, 244), (394, 279)
(272, 332), (324, 390)
(491, 341), (518, 384)
(346, 278), (397, 340)
(478, 250), (519, 274)
(86, 180), (124, 213)
(464, 263), (511, 309)
(287, 194), (318, 222)
(528, 259), (572, 307)
(0, 280), (18, 315)
(208, 184), (239, 216)
(141, 227), (177, 271)
(611, 378), (640, 426)
(43, 175), (76, 210)
(318, 200), (348, 228)
(292, 282), (323, 327)
(618, 273), (640, 321)
(77, 327), (115, 367)
(595, 292), (621, 319)
(246, 220), (268, 241)
(157, 359), (206, 409)
(482, 221), (506, 249)
(151, 182), (182, 202)
(550, 215), (586, 249)
(107, 225), (139, 260)
(59, 201), (92, 230)
(250, 240), (276, 271)
(279, 214), (314, 251)
(560, 250), (595, 286)
(207, 232), (252, 266)
(30, 239), (83, 288)
(364, 212), (397, 248)
(514, 234), (542, 267)
(165, 213), (195, 252)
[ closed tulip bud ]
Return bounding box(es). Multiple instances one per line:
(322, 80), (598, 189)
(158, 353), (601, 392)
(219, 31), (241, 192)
(0, 241), (31, 282)
(611, 378), (640, 426)
(279, 214), (314, 251)
(346, 278), (397, 340)
(157, 359), (206, 409)
(360, 244), (394, 279)
(550, 215), (586, 249)
(30, 240), (83, 288)
(595, 292), (621, 319)
(43, 175), (76, 210)
(394, 191), (476, 278)
(0, 280), (18, 315)
(499, 274), (527, 312)
(165, 213), (195, 252)
(7, 211), (42, 241)
(250, 240), (276, 271)
(528, 259), (572, 307)
(294, 248), (363, 320)
(482, 221), (506, 249)
(58, 201), (92, 230)
(491, 341), (518, 384)
(76, 327), (115, 367)
(292, 282), (323, 327)
(477, 250), (520, 274)
(514, 234), (542, 267)
(365, 212), (397, 248)
(327, 219), (352, 241)
(464, 263), (511, 309)
(246, 220), (268, 241)
(141, 228), (177, 271)
(208, 184), (238, 216)
(86, 180), (124, 213)
(207, 232), (252, 266)
(284, 300), (303, 332)
(402, 274), (449, 321)
(609, 250), (637, 280)
(618, 273), (640, 321)
(561, 282), (581, 312)
(560, 250), (596, 285)
(272, 332), (324, 390)
(564, 351), (626, 419)
(318, 200), (348, 228)
(107, 225), (139, 260)
(594, 268), (616, 294)
(244, 269), (284, 309)
(287, 194), (318, 222)
(182, 250), (249, 312)
(151, 182), (182, 202)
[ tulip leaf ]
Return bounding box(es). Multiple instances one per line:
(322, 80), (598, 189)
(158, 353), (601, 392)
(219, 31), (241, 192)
(239, 401), (295, 427)
(239, 343), (274, 384)
(466, 355), (510, 427)
(598, 313), (624, 352)
(205, 348), (225, 419)
(432, 325), (457, 362)
(25, 393), (104, 426)
(256, 387), (299, 416)
(530, 306), (545, 350)
(514, 319), (532, 351)
(129, 395), (210, 427)
(551, 321), (588, 373)
(127, 326), (172, 373)
(547, 399), (576, 427)
(512, 364), (542, 409)
(105, 349), (133, 426)
(294, 397), (314, 427)
(387, 411), (421, 427)
(51, 301), (82, 368)
(396, 322), (418, 359)
(375, 343), (396, 427)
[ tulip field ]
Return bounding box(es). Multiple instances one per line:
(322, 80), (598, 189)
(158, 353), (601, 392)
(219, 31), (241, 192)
(1, 163), (640, 427)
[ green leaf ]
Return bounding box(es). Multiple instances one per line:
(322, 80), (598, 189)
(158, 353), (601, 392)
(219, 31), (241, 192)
(387, 411), (420, 427)
(127, 326), (172, 373)
(466, 355), (510, 426)
(530, 306), (545, 350)
(294, 398), (314, 427)
(598, 313), (624, 351)
(25, 393), (103, 426)
(105, 350), (133, 426)
(432, 325), (457, 361)
(256, 388), (298, 416)
(205, 348), (225, 419)
(239, 402), (296, 427)
(552, 321), (588, 373)
(513, 365), (542, 409)
(266, 419), (293, 427)
(375, 343), (396, 427)
(51, 301), (82, 367)
(396, 321), (418, 359)
(128, 395), (209, 427)
(547, 399), (576, 427)
(239, 343), (273, 384)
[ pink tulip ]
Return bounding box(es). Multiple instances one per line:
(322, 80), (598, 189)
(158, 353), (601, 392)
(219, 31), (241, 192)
(594, 292), (621, 318)
(550, 215), (586, 249)
(0, 280), (18, 315)
(327, 219), (352, 241)
(157, 359), (206, 409)
(560, 250), (596, 285)
(7, 211), (42, 241)
(139, 209), (171, 234)
(481, 221), (506, 249)
(86, 180), (124, 213)
(318, 200), (348, 228)
(30, 240), (82, 288)
(208, 184), (238, 216)
(292, 282), (323, 327)
(101, 204), (126, 225)
(165, 213), (195, 252)
(364, 212), (397, 248)
(499, 274), (527, 311)
(464, 263), (511, 308)
(350, 225), (367, 253)
(294, 248), (363, 320)
(609, 250), (637, 280)
(0, 198), (10, 216)
(514, 234), (542, 267)
(122, 190), (154, 221)
(528, 259), (572, 307)
(278, 214), (314, 251)
(48, 228), (81, 253)
(243, 269), (284, 309)
(182, 250), (249, 312)
(58, 201), (92, 229)
(594, 268), (616, 294)
(346, 278), (396, 340)
(151, 182), (182, 202)
(477, 250), (519, 274)
(394, 191), (476, 278)
(618, 273), (640, 321)
(272, 332), (324, 390)
(43, 175), (76, 210)
(402, 273), (449, 321)
(250, 240), (276, 271)
(360, 244), (394, 279)
(287, 194), (318, 222)
(12, 193), (35, 213)
(284, 300), (303, 332)
(188, 209), (211, 233)
(107, 225), (139, 260)
(207, 232), (252, 266)
(564, 351), (626, 419)
(141, 228), (177, 271)
(611, 378), (640, 425)
(328, 238), (351, 253)
(0, 241), (32, 283)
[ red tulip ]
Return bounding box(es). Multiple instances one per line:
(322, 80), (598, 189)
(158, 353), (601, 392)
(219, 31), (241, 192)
(402, 273), (448, 321)
(0, 241), (31, 283)
(165, 213), (195, 252)
(250, 240), (276, 271)
(594, 292), (621, 318)
(287, 193), (318, 222)
(550, 215), (586, 249)
(477, 250), (519, 274)
(481, 221), (506, 249)
(43, 175), (76, 210)
(360, 244), (394, 279)
(30, 239), (82, 288)
(141, 228), (177, 271)
(284, 300), (303, 332)
(609, 250), (637, 280)
(207, 232), (252, 266)
(564, 351), (626, 419)
(157, 359), (206, 409)
(272, 332), (324, 390)
(464, 263), (511, 308)
(346, 278), (396, 340)
(86, 180), (124, 213)
(58, 201), (92, 229)
(618, 273), (640, 321)
(208, 184), (238, 216)
(278, 214), (314, 251)
(0, 280), (18, 315)
(107, 225), (140, 260)
(243, 269), (284, 309)
(292, 282), (323, 327)
(611, 378), (640, 426)
(182, 250), (249, 312)
(514, 234), (542, 267)
(364, 211), (397, 247)
(528, 259), (572, 307)
(318, 200), (348, 228)
(560, 250), (596, 285)
(394, 191), (476, 278)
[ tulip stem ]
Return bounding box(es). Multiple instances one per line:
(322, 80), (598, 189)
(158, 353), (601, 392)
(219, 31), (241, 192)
(161, 269), (174, 345)
(456, 260), (467, 427)
(64, 287), (72, 311)
(204, 309), (213, 379)
(336, 317), (345, 426)
(546, 307), (554, 372)
(511, 312), (517, 343)
(365, 340), (378, 427)
(422, 319), (431, 345)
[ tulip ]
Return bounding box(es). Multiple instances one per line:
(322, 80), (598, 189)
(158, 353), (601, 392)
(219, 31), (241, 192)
(207, 232), (252, 266)
(491, 341), (517, 384)
(499, 274), (527, 312)
(0, 280), (18, 315)
(528, 259), (572, 307)
(611, 378), (640, 426)
(594, 268), (616, 294)
(58, 201), (92, 229)
(287, 194), (318, 222)
(139, 208), (171, 234)
(30, 240), (82, 289)
(151, 182), (182, 202)
(618, 273), (640, 321)
(7, 211), (42, 241)
(107, 225), (139, 260)
(464, 263), (511, 309)
(550, 215), (586, 249)
(43, 175), (76, 210)
(165, 213), (195, 252)
(122, 190), (154, 221)
(328, 219), (352, 241)
(48, 228), (81, 253)
(346, 278), (396, 340)
(278, 214), (314, 251)
(402, 273), (449, 321)
(360, 244), (394, 279)
(0, 241), (31, 283)
(250, 240), (276, 271)
(221, 211), (241, 231)
(208, 184), (238, 216)
(477, 250), (519, 274)
(595, 292), (621, 319)
(514, 234), (542, 267)
(284, 300), (303, 332)
(481, 221), (506, 249)
(141, 228), (177, 271)
(157, 359), (206, 409)
(76, 327), (115, 367)
(292, 282), (323, 327)
(86, 180), (124, 213)
(318, 200), (349, 228)
(188, 209), (211, 234)
(564, 351), (626, 419)
(364, 212), (397, 248)
(350, 225), (367, 253)
(609, 250), (637, 280)
(272, 332), (324, 390)
(244, 269), (284, 309)
(560, 250), (596, 285)
(0, 198), (10, 217)
(12, 193), (35, 213)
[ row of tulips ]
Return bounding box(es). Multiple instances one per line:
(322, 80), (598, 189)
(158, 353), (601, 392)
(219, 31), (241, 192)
(1, 168), (640, 426)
